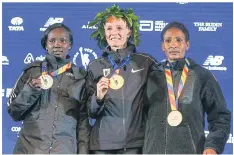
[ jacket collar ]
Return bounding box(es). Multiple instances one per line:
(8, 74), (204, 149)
(45, 54), (71, 69)
(102, 43), (136, 63)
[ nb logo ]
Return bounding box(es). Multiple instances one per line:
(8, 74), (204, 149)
(11, 17), (23, 25)
(203, 55), (224, 66)
(44, 17), (64, 27)
(24, 53), (34, 64)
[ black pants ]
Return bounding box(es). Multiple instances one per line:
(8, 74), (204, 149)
(92, 147), (142, 154)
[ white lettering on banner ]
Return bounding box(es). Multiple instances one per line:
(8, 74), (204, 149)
(24, 53), (34, 64)
(203, 55), (227, 71)
(40, 17), (64, 31)
(36, 55), (45, 61)
(82, 21), (98, 29)
(73, 47), (98, 70)
(194, 22), (222, 32)
(205, 131), (233, 144)
(2, 88), (13, 98)
(139, 20), (168, 32)
(8, 17), (24, 31)
(176, 2), (188, 4)
(2, 56), (9, 65)
(11, 126), (21, 137)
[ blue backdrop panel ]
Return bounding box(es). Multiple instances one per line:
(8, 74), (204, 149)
(2, 2), (233, 154)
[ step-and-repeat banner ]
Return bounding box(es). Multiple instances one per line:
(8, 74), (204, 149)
(2, 2), (233, 154)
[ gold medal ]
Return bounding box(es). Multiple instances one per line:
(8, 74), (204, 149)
(109, 74), (124, 90)
(39, 74), (53, 89)
(167, 110), (182, 126)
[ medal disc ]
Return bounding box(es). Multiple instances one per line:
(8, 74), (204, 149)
(109, 74), (124, 90)
(39, 74), (53, 89)
(167, 110), (182, 126)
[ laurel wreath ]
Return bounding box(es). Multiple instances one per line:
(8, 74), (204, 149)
(88, 4), (140, 49)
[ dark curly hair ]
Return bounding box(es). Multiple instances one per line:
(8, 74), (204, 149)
(161, 21), (190, 42)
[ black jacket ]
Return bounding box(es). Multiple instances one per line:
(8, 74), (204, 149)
(8, 54), (90, 154)
(143, 58), (231, 154)
(86, 44), (158, 150)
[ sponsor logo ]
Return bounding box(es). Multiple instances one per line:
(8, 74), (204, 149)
(131, 68), (145, 73)
(82, 21), (98, 29)
(194, 22), (223, 32)
(40, 17), (64, 31)
(2, 88), (12, 98)
(205, 131), (233, 143)
(8, 17), (24, 31)
(11, 126), (21, 137)
(139, 20), (168, 31)
(73, 47), (98, 69)
(2, 56), (9, 65)
(176, 2), (188, 4)
(203, 55), (227, 71)
(24, 53), (45, 64)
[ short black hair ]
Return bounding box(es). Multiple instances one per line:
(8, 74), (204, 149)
(41, 23), (73, 50)
(161, 21), (190, 42)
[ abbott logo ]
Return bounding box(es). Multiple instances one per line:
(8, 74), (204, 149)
(40, 17), (64, 31)
(2, 56), (9, 65)
(73, 47), (98, 70)
(203, 55), (227, 71)
(139, 20), (168, 31)
(8, 17), (24, 31)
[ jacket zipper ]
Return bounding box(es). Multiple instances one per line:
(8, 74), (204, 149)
(122, 86), (126, 149)
(188, 125), (196, 153)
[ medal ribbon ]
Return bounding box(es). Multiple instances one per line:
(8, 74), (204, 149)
(107, 54), (130, 75)
(165, 59), (190, 111)
(41, 61), (72, 76)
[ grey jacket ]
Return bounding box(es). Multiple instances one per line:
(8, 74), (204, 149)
(8, 54), (90, 154)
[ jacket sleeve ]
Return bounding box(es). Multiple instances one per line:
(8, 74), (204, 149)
(85, 65), (105, 118)
(201, 71), (231, 154)
(77, 102), (91, 154)
(7, 69), (42, 121)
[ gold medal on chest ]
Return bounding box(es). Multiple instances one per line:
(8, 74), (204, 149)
(39, 74), (53, 89)
(109, 74), (124, 90)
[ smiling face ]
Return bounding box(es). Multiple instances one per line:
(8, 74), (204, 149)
(46, 27), (71, 59)
(104, 16), (132, 51)
(162, 27), (190, 62)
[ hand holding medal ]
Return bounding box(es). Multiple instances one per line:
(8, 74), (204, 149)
(29, 77), (42, 89)
(96, 77), (109, 100)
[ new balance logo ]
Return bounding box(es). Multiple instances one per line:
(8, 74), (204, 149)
(203, 55), (227, 71)
(131, 68), (145, 73)
(40, 17), (64, 31)
(203, 55), (224, 66)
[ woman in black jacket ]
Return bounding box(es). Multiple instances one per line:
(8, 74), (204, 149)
(8, 23), (90, 154)
(86, 4), (158, 154)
